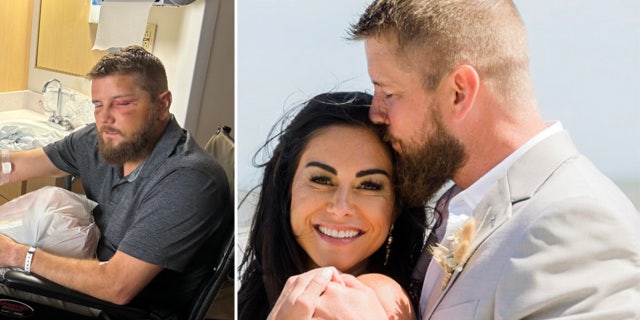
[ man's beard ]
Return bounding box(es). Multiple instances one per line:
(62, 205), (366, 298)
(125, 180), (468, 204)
(392, 110), (467, 207)
(98, 114), (157, 166)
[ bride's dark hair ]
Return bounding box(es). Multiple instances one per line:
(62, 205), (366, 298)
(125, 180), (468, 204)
(238, 91), (428, 320)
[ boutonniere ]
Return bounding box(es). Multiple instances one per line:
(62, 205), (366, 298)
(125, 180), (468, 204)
(429, 216), (477, 290)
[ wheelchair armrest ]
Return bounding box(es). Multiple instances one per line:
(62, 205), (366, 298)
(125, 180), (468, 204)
(3, 270), (149, 318)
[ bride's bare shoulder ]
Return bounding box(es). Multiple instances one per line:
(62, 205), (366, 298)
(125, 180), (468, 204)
(357, 273), (416, 320)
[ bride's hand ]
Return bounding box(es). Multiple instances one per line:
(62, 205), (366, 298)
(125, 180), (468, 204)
(313, 273), (389, 320)
(268, 267), (343, 320)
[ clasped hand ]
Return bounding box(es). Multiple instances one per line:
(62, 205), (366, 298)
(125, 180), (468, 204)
(268, 267), (388, 320)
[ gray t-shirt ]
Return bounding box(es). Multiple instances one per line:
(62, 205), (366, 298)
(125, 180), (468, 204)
(43, 116), (232, 315)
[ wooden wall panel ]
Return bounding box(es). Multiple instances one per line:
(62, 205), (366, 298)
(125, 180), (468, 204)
(0, 0), (33, 92)
(36, 0), (107, 76)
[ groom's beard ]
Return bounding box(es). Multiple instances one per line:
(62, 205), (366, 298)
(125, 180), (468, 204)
(392, 110), (467, 207)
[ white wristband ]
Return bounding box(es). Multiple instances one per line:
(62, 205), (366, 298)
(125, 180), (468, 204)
(1, 150), (10, 185)
(24, 246), (36, 273)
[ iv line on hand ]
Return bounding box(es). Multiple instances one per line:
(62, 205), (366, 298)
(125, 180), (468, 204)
(1, 150), (11, 185)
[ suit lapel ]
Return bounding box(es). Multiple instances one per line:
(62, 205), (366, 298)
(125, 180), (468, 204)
(424, 180), (514, 318)
(423, 131), (580, 319)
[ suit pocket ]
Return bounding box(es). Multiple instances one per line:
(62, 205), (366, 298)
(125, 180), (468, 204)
(431, 299), (479, 319)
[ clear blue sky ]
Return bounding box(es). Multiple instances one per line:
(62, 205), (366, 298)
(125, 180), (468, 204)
(237, 1), (640, 208)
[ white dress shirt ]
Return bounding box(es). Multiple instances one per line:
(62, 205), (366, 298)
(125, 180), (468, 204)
(444, 121), (563, 238)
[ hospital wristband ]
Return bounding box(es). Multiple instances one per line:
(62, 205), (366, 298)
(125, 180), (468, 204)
(24, 246), (36, 273)
(1, 150), (10, 185)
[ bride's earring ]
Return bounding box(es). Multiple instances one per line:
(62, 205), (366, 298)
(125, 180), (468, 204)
(384, 224), (394, 266)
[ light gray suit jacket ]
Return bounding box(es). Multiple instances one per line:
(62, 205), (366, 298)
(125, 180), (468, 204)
(420, 131), (640, 319)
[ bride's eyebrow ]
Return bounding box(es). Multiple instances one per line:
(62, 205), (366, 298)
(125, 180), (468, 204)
(356, 169), (389, 178)
(305, 161), (336, 175)
(306, 161), (389, 179)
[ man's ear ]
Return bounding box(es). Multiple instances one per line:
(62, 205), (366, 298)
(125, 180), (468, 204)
(449, 65), (479, 121)
(157, 91), (172, 119)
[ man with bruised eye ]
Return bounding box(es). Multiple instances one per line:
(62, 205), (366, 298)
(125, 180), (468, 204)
(0, 45), (231, 318)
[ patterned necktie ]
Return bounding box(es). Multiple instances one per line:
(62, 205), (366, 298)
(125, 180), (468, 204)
(408, 185), (459, 313)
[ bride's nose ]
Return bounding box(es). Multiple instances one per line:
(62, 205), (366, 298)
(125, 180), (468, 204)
(327, 185), (354, 216)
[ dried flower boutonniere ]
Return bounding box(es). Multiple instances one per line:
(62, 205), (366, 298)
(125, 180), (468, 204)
(430, 216), (477, 290)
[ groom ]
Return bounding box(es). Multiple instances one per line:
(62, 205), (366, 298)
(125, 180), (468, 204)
(270, 0), (640, 319)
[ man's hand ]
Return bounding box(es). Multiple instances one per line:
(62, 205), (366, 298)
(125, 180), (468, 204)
(0, 233), (161, 305)
(0, 233), (24, 268)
